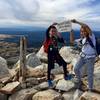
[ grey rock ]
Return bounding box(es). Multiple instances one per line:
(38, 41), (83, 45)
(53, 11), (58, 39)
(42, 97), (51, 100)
(32, 89), (62, 100)
(80, 91), (100, 100)
(37, 82), (49, 90)
(59, 46), (79, 63)
(93, 73), (100, 91)
(0, 57), (10, 78)
(25, 77), (39, 85)
(14, 53), (42, 69)
(26, 64), (47, 77)
(26, 53), (41, 68)
(9, 88), (37, 100)
(21, 83), (27, 89)
(73, 89), (83, 100)
(62, 92), (73, 100)
(56, 79), (75, 92)
(0, 81), (20, 94)
(37, 81), (56, 90)
(51, 64), (64, 75)
(0, 93), (7, 100)
(36, 46), (47, 63)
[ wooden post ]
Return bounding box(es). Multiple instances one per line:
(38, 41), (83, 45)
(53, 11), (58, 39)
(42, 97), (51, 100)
(70, 30), (74, 46)
(19, 36), (27, 81)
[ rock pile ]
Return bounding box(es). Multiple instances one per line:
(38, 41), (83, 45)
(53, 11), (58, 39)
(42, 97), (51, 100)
(0, 46), (100, 100)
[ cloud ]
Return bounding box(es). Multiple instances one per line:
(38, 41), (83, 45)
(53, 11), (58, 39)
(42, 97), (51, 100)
(6, 0), (39, 20)
(0, 0), (100, 30)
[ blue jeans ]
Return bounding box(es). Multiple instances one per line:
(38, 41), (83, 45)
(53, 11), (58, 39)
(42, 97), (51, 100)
(74, 57), (95, 89)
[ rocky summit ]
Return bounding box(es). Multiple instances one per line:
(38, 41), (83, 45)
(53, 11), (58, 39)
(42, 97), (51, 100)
(0, 46), (100, 100)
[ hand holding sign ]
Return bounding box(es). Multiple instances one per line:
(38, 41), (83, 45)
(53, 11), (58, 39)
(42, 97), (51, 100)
(71, 19), (77, 23)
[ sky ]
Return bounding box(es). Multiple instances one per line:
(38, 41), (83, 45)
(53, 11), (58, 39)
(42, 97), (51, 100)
(0, 0), (100, 30)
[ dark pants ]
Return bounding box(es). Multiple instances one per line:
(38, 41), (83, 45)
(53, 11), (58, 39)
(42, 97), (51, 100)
(47, 46), (68, 80)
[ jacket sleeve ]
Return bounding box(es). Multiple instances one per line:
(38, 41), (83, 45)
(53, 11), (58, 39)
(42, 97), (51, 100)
(57, 37), (65, 43)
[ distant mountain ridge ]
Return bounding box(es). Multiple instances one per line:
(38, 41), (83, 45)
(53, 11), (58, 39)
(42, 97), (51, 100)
(0, 26), (46, 32)
(0, 27), (100, 48)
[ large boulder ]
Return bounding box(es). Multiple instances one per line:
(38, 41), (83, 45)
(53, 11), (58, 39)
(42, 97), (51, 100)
(32, 89), (62, 100)
(80, 91), (100, 100)
(36, 46), (47, 63)
(56, 79), (75, 92)
(26, 64), (47, 77)
(36, 46), (79, 63)
(14, 53), (42, 69)
(91, 61), (100, 92)
(0, 57), (10, 78)
(94, 60), (100, 73)
(0, 81), (20, 94)
(25, 77), (39, 87)
(51, 63), (64, 75)
(26, 53), (41, 68)
(59, 46), (79, 63)
(54, 74), (63, 82)
(9, 88), (37, 100)
(93, 72), (100, 91)
(62, 92), (74, 100)
(36, 82), (49, 90)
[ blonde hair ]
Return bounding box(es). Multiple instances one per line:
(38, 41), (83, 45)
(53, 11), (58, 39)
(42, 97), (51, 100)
(81, 25), (92, 37)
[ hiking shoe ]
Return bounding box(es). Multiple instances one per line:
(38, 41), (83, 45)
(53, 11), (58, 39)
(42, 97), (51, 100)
(48, 80), (53, 87)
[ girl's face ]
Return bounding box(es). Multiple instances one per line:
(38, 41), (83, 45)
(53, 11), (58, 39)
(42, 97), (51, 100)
(80, 28), (87, 38)
(49, 28), (57, 37)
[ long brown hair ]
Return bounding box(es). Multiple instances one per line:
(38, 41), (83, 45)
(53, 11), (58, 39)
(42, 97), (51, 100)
(81, 25), (92, 37)
(46, 25), (57, 40)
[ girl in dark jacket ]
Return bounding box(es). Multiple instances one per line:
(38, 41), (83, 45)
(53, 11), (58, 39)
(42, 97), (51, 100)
(43, 25), (71, 87)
